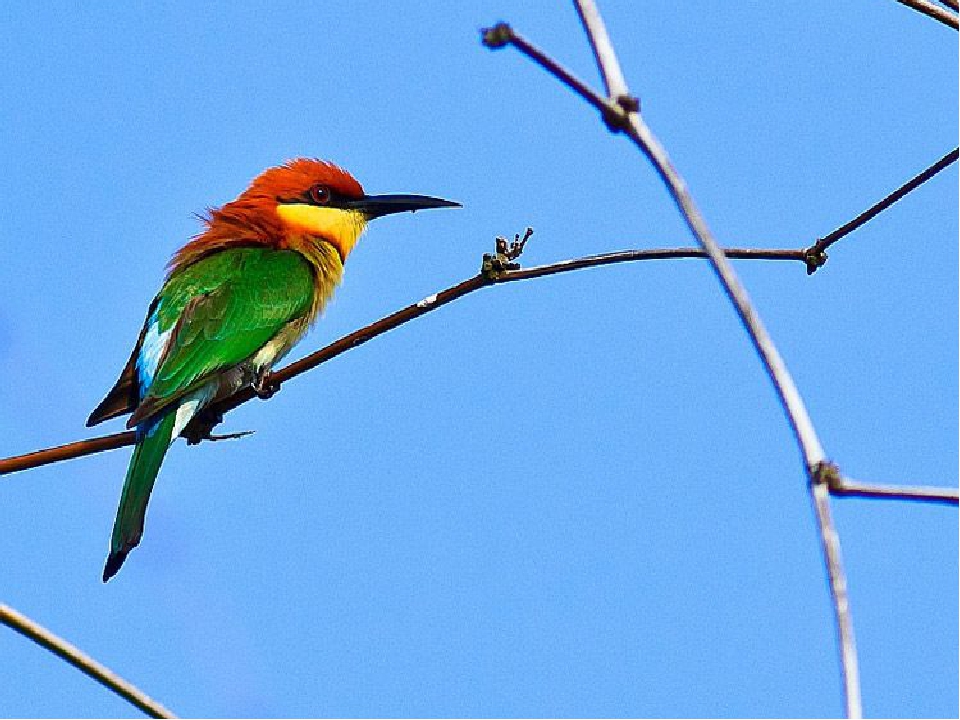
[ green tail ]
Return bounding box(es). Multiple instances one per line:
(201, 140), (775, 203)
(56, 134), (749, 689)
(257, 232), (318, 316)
(102, 412), (176, 582)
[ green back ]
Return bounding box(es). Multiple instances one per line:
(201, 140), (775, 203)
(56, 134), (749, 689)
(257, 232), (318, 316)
(144, 247), (315, 408)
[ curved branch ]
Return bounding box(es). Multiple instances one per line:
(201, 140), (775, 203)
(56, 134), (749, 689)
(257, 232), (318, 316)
(0, 246), (805, 477)
(808, 478), (860, 715)
(487, 3), (863, 714)
(892, 0), (959, 28)
(0, 604), (176, 718)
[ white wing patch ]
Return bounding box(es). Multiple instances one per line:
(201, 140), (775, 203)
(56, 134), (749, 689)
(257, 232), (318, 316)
(171, 386), (216, 439)
(133, 301), (224, 440)
(136, 306), (172, 399)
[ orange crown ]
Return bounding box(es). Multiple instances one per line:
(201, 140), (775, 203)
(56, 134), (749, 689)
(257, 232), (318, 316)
(169, 159), (364, 273)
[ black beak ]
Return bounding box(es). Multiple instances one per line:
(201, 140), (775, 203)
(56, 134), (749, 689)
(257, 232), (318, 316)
(345, 193), (461, 219)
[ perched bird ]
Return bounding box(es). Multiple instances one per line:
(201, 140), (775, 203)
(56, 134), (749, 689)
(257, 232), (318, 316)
(88, 159), (459, 582)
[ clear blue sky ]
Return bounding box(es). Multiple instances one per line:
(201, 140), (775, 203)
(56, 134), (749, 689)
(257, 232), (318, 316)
(1, 1), (956, 717)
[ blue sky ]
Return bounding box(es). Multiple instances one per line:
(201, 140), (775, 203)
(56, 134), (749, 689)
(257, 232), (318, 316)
(0, 1), (956, 717)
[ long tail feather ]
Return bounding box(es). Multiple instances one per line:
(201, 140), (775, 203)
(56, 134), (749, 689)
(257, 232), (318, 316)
(103, 412), (176, 582)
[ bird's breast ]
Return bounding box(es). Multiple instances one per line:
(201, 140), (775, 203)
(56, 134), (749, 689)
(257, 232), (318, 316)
(249, 317), (311, 373)
(282, 236), (346, 324)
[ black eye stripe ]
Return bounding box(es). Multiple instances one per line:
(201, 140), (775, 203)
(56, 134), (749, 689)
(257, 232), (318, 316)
(277, 187), (351, 207)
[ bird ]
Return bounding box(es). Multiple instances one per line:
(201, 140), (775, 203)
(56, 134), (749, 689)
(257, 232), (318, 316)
(87, 158), (459, 582)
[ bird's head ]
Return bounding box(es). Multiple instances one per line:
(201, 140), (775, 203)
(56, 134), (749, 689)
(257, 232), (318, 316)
(172, 158), (459, 271)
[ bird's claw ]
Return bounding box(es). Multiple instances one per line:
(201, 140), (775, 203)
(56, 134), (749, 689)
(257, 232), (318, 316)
(182, 409), (253, 444)
(253, 373), (277, 400)
(206, 430), (255, 442)
(182, 409), (225, 445)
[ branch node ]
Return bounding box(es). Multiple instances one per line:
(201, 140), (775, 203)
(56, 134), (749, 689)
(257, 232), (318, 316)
(810, 460), (842, 491)
(601, 105), (629, 133)
(482, 227), (534, 279)
(616, 93), (640, 113)
(600, 96), (638, 132)
(481, 23), (514, 49)
(803, 246), (828, 275)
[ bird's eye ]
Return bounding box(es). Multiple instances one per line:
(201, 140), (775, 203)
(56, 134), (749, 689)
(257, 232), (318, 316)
(308, 184), (332, 205)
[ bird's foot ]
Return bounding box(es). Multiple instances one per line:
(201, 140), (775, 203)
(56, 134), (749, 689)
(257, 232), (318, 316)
(182, 409), (254, 445)
(253, 370), (277, 400)
(206, 430), (255, 442)
(182, 409), (225, 445)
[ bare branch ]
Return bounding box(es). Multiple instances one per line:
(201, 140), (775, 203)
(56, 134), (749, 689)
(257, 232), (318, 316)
(0, 603), (176, 718)
(607, 38), (862, 720)
(807, 148), (958, 264)
(572, 0), (629, 98)
(892, 0), (959, 28)
(0, 431), (137, 475)
(503, 247), (806, 281)
(938, 0), (959, 11)
(0, 246), (806, 477)
(830, 476), (959, 505)
(487, 18), (828, 474)
(485, 22), (829, 467)
(809, 467), (862, 718)
(484, 5), (863, 715)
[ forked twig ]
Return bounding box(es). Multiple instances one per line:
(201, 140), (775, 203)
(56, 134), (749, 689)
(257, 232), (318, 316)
(0, 603), (176, 718)
(806, 148), (958, 268)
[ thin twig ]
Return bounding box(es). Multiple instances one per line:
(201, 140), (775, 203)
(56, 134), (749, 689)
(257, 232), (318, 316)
(830, 476), (959, 505)
(0, 431), (137, 475)
(502, 247), (805, 280)
(937, 0), (959, 11)
(892, 0), (959, 28)
(0, 246), (806, 477)
(482, 24), (613, 119)
(0, 604), (176, 718)
(807, 148), (958, 259)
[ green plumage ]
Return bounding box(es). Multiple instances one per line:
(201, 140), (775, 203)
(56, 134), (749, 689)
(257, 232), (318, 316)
(103, 412), (176, 581)
(132, 248), (317, 424)
(98, 247), (321, 581)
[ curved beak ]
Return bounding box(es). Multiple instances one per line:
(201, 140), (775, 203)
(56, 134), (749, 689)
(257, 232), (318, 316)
(345, 193), (461, 219)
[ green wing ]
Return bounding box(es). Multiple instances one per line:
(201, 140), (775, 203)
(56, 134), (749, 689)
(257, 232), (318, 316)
(128, 247), (315, 427)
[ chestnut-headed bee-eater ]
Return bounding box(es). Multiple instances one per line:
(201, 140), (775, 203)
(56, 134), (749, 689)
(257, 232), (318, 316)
(88, 159), (459, 581)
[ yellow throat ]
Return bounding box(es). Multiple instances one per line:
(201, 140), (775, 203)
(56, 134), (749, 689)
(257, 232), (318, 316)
(276, 204), (368, 260)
